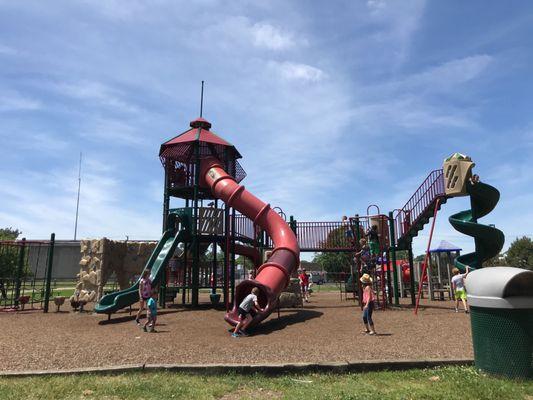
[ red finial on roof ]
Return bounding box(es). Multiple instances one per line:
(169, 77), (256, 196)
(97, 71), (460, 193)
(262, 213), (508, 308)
(190, 117), (212, 130)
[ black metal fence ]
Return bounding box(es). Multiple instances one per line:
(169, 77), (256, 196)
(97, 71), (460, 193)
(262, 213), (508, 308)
(0, 235), (56, 312)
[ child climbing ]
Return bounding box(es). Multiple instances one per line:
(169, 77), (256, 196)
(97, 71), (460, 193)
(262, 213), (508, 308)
(366, 225), (380, 259)
(342, 215), (355, 245)
(299, 268), (310, 303)
(355, 238), (371, 273)
(360, 273), (376, 335)
(143, 288), (158, 332)
(232, 287), (264, 337)
(451, 266), (470, 313)
(135, 268), (152, 324)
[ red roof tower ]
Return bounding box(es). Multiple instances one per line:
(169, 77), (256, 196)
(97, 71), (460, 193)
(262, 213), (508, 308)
(159, 117), (246, 200)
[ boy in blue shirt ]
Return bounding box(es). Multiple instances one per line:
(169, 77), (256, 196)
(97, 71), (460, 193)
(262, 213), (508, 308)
(143, 289), (158, 333)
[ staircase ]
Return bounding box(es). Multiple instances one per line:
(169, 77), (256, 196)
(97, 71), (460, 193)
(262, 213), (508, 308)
(394, 169), (447, 250)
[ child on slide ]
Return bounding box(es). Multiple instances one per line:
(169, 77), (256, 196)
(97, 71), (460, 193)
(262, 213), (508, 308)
(232, 287), (264, 337)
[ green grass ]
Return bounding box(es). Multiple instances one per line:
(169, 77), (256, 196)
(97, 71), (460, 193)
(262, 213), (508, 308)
(312, 283), (341, 292)
(51, 289), (75, 298)
(0, 366), (531, 400)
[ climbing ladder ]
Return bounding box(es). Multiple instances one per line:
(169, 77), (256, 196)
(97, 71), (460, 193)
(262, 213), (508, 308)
(394, 169), (447, 250)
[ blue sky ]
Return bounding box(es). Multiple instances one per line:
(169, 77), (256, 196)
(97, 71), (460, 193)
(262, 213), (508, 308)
(0, 0), (532, 258)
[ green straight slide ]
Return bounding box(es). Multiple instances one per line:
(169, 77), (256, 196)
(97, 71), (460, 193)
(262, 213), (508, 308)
(94, 229), (186, 314)
(449, 181), (505, 271)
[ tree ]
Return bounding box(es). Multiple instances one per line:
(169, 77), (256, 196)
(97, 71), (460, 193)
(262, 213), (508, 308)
(0, 227), (20, 240)
(312, 226), (353, 276)
(505, 237), (533, 270)
(484, 253), (507, 267)
(312, 252), (352, 275)
(0, 228), (23, 284)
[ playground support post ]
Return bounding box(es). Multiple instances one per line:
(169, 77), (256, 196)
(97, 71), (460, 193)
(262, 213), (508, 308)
(211, 199), (219, 295)
(223, 203), (230, 310)
(408, 244), (416, 306)
(386, 249), (393, 305)
(43, 233), (55, 313)
(14, 238), (26, 309)
(415, 197), (441, 315)
(162, 167), (170, 233)
(388, 211), (400, 305)
(191, 140), (200, 307)
(230, 208), (236, 304)
(354, 215), (363, 309)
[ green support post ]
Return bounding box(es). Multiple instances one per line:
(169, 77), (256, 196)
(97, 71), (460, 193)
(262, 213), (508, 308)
(191, 139), (200, 307)
(408, 244), (416, 306)
(223, 203), (230, 308)
(388, 212), (400, 306)
(43, 233), (55, 313)
(181, 242), (188, 305)
(211, 201), (218, 296)
(14, 238), (26, 309)
(230, 208), (236, 304)
(159, 271), (167, 308)
(162, 167), (170, 233)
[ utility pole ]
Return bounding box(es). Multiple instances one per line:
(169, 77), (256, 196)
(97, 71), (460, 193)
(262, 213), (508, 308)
(74, 152), (82, 240)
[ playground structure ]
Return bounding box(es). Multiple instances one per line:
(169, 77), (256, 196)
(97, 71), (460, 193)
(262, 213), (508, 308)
(0, 235), (56, 312)
(0, 113), (505, 326)
(89, 114), (504, 330)
(78, 238), (157, 301)
(417, 240), (463, 301)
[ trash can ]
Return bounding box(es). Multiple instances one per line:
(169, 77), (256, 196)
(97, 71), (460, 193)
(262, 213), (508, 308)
(465, 267), (533, 379)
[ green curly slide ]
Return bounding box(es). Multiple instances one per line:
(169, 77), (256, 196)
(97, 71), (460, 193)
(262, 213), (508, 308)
(449, 181), (505, 271)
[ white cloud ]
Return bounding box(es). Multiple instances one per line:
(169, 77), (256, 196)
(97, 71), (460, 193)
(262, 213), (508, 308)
(55, 80), (140, 113)
(0, 90), (42, 112)
(251, 23), (296, 50)
(79, 117), (147, 146)
(23, 132), (69, 151)
(365, 0), (426, 65)
(404, 55), (493, 91)
(79, 0), (149, 21)
(0, 44), (18, 56)
(349, 55), (494, 134)
(270, 61), (326, 82)
(199, 16), (304, 54)
(0, 163), (160, 240)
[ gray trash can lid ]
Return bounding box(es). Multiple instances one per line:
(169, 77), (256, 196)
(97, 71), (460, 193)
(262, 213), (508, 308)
(465, 267), (533, 309)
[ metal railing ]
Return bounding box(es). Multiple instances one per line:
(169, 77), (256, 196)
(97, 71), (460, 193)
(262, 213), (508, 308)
(394, 169), (445, 243)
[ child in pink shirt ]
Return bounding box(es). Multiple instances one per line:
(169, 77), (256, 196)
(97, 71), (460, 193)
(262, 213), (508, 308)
(135, 268), (152, 324)
(360, 273), (376, 335)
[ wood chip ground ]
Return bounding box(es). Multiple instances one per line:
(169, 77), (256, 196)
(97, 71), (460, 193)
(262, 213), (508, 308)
(1, 292), (472, 372)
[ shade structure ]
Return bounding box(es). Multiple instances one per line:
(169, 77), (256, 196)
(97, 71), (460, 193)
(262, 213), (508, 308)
(429, 240), (462, 253)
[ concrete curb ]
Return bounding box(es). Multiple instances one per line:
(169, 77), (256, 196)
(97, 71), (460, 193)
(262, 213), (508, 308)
(0, 359), (474, 377)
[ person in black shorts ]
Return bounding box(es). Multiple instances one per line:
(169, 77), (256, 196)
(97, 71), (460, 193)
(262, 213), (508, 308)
(232, 287), (264, 337)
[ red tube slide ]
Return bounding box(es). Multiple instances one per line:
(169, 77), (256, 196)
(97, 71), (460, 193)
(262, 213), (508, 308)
(200, 157), (300, 328)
